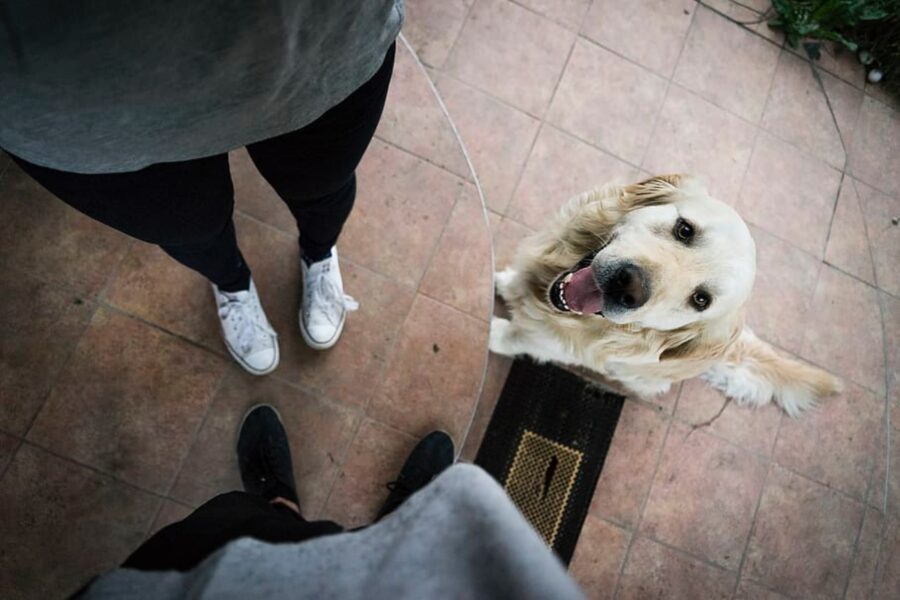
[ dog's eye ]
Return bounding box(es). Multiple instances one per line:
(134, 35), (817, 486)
(690, 289), (711, 311)
(674, 218), (694, 242)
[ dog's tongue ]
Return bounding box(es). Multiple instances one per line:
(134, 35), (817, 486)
(565, 266), (603, 314)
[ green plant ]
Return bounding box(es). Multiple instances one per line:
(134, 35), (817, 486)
(768, 0), (894, 50)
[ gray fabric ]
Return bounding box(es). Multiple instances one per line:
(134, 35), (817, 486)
(0, 1), (402, 173)
(82, 465), (586, 599)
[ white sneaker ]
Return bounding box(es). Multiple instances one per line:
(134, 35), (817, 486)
(300, 247), (358, 350)
(213, 279), (280, 375)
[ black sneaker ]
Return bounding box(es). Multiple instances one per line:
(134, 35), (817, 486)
(377, 430), (455, 519)
(237, 405), (299, 505)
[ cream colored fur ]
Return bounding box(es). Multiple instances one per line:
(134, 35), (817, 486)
(491, 175), (841, 416)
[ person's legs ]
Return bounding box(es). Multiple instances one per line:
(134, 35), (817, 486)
(124, 404), (342, 571)
(123, 492), (341, 571)
(245, 42), (395, 262)
(121, 407), (453, 573)
(246, 43), (395, 350)
(8, 154), (279, 375)
(9, 153), (252, 291)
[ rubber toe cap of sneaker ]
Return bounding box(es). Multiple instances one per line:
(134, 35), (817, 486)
(244, 347), (279, 374)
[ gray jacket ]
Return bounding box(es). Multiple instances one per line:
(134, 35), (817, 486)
(0, 1), (402, 173)
(82, 465), (586, 599)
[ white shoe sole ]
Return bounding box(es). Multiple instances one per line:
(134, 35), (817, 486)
(222, 335), (280, 376)
(299, 312), (346, 350)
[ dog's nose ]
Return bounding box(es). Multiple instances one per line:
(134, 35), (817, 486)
(607, 264), (648, 309)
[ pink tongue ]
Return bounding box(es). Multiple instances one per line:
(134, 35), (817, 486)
(565, 266), (603, 314)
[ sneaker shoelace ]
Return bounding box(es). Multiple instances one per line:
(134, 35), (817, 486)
(218, 292), (276, 355)
(305, 261), (359, 325)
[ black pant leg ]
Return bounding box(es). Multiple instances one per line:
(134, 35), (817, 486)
(123, 492), (343, 572)
(246, 43), (395, 261)
(7, 153), (252, 291)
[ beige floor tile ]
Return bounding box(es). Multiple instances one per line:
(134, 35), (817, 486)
(569, 515), (631, 599)
(491, 215), (535, 272)
(745, 466), (864, 598)
(0, 266), (95, 435)
(676, 377), (782, 457)
(420, 184), (492, 321)
(27, 309), (227, 493)
(0, 444), (158, 598)
(674, 7), (780, 123)
(170, 373), (358, 517)
(761, 50), (863, 169)
(737, 132), (842, 258)
(589, 400), (669, 529)
(849, 96), (900, 198)
(444, 0), (575, 116)
(643, 84), (757, 203)
(582, 0), (695, 77)
(0, 162), (131, 297)
(618, 536), (736, 600)
(800, 266), (885, 395)
(509, 125), (635, 230)
(845, 505), (885, 599)
(825, 178), (877, 285)
(402, 0), (472, 68)
(376, 42), (470, 178)
(548, 39), (668, 164)
(515, 0), (589, 30)
(368, 294), (488, 441)
(641, 423), (767, 569)
(856, 180), (900, 297)
(459, 353), (512, 461)
(105, 242), (221, 351)
(437, 75), (540, 213)
(775, 381), (882, 500)
(320, 418), (417, 528)
(746, 225), (822, 355)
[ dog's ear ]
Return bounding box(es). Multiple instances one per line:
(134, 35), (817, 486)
(621, 174), (699, 212)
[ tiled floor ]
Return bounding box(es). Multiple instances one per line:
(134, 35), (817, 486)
(1, 1), (899, 599)
(0, 41), (492, 598)
(405, 0), (898, 598)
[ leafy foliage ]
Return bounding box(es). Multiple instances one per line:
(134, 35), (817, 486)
(768, 0), (895, 51)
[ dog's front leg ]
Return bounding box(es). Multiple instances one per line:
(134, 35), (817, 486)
(494, 268), (519, 301)
(489, 317), (522, 356)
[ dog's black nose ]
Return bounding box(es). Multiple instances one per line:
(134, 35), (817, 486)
(606, 264), (648, 309)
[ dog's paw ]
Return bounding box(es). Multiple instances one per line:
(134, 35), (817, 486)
(494, 268), (517, 299)
(489, 317), (515, 356)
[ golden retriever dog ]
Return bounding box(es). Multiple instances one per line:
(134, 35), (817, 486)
(491, 175), (841, 416)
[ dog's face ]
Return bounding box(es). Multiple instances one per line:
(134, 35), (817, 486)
(549, 178), (756, 331)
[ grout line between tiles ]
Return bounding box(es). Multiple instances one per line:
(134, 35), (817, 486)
(18, 303), (101, 443)
(13, 438), (174, 501)
(507, 0), (584, 32)
(397, 32), (497, 459)
(372, 133), (474, 185)
(439, 0), (478, 79)
(730, 415), (780, 597)
(850, 175), (893, 518)
(635, 3), (697, 168)
(150, 366), (234, 536)
(842, 432), (882, 599)
(0, 435), (24, 482)
(611, 410), (675, 598)
(695, 0), (784, 51)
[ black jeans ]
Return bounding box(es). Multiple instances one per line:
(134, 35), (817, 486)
(124, 492), (343, 572)
(9, 43), (395, 292)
